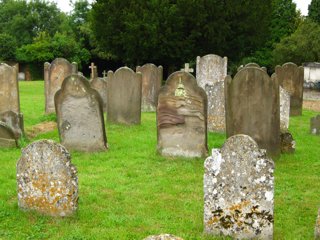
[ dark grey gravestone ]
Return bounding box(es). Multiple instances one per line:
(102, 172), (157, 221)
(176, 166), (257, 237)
(310, 115), (320, 135)
(90, 77), (108, 112)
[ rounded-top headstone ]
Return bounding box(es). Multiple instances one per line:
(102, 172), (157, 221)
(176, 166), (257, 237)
(16, 140), (78, 217)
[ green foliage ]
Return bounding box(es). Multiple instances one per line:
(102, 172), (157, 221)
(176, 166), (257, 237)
(309, 0), (320, 23)
(272, 19), (320, 66)
(0, 33), (17, 61)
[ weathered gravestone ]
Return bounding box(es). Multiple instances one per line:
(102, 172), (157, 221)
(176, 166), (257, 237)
(44, 58), (78, 114)
(157, 71), (208, 158)
(275, 62), (304, 116)
(310, 115), (320, 135)
(280, 86), (290, 131)
(204, 134), (274, 239)
(0, 111), (23, 139)
(90, 77), (108, 112)
(0, 122), (17, 147)
(55, 74), (107, 152)
(17, 140), (78, 216)
(316, 209), (320, 239)
(144, 234), (184, 240)
(238, 63), (267, 73)
(280, 131), (295, 154)
(107, 67), (142, 124)
(304, 62), (320, 89)
(136, 63), (163, 112)
(225, 66), (280, 158)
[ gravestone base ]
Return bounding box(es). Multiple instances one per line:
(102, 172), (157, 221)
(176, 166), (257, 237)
(0, 137), (16, 148)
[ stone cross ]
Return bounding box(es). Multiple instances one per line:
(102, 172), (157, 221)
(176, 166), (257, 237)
(102, 70), (107, 78)
(89, 62), (97, 79)
(181, 63), (194, 73)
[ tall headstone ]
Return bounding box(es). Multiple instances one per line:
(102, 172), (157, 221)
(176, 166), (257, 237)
(107, 67), (142, 124)
(55, 74), (107, 152)
(310, 115), (320, 135)
(17, 140), (78, 217)
(225, 66), (280, 158)
(0, 122), (17, 147)
(280, 87), (290, 131)
(44, 58), (77, 114)
(316, 209), (320, 239)
(136, 63), (163, 112)
(204, 134), (274, 239)
(90, 77), (108, 112)
(275, 62), (304, 116)
(157, 71), (208, 158)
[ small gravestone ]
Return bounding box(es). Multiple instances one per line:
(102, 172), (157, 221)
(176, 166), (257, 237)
(107, 67), (142, 124)
(225, 66), (280, 158)
(316, 209), (320, 239)
(90, 77), (108, 112)
(55, 74), (107, 152)
(204, 134), (274, 239)
(0, 122), (17, 147)
(136, 63), (163, 112)
(275, 62), (304, 116)
(17, 140), (78, 216)
(280, 86), (290, 131)
(0, 111), (23, 138)
(157, 71), (208, 158)
(310, 115), (320, 135)
(44, 58), (78, 114)
(144, 234), (184, 240)
(280, 131), (295, 154)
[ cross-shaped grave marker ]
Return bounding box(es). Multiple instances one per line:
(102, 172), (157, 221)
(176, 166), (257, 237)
(102, 70), (107, 78)
(89, 62), (98, 79)
(181, 63), (194, 73)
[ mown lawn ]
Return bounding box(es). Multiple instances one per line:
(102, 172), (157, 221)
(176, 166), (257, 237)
(0, 81), (319, 239)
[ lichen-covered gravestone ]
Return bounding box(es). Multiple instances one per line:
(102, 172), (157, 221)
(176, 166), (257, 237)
(196, 54), (227, 132)
(275, 62), (304, 116)
(204, 134), (274, 239)
(316, 209), (320, 239)
(107, 67), (142, 124)
(90, 77), (108, 112)
(310, 115), (320, 135)
(17, 140), (78, 216)
(55, 74), (107, 152)
(279, 87), (290, 131)
(157, 71), (208, 158)
(0, 122), (17, 147)
(144, 234), (184, 240)
(44, 58), (78, 114)
(225, 66), (280, 158)
(136, 63), (163, 112)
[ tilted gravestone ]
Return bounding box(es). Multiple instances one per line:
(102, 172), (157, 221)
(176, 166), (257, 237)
(136, 63), (163, 112)
(90, 77), (108, 112)
(196, 54), (228, 132)
(280, 86), (290, 131)
(157, 71), (208, 158)
(0, 122), (17, 147)
(275, 62), (304, 116)
(204, 134), (274, 239)
(0, 111), (23, 139)
(225, 66), (280, 158)
(310, 115), (320, 135)
(17, 140), (78, 216)
(44, 58), (77, 114)
(55, 74), (107, 152)
(316, 209), (320, 239)
(107, 67), (142, 124)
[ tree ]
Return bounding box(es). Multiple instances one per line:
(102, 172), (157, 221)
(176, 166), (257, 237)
(309, 0), (320, 23)
(0, 33), (17, 61)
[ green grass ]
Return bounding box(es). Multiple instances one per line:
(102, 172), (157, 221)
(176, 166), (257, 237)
(0, 81), (319, 239)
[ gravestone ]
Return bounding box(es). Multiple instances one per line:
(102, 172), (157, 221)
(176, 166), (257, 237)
(238, 63), (267, 72)
(225, 66), (280, 158)
(316, 209), (320, 239)
(204, 134), (274, 239)
(304, 62), (320, 89)
(280, 131), (295, 154)
(157, 71), (208, 158)
(89, 62), (98, 80)
(44, 58), (78, 114)
(280, 87), (290, 131)
(275, 62), (304, 116)
(55, 74), (107, 152)
(90, 77), (108, 112)
(17, 140), (78, 216)
(310, 115), (320, 135)
(144, 234), (184, 240)
(181, 63), (194, 73)
(0, 111), (23, 139)
(136, 63), (163, 112)
(107, 67), (142, 124)
(0, 122), (17, 147)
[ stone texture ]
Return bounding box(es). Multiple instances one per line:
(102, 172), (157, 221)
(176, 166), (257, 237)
(157, 71), (208, 158)
(107, 67), (142, 124)
(144, 234), (184, 240)
(275, 62), (304, 116)
(310, 115), (320, 135)
(279, 87), (290, 131)
(0, 121), (17, 147)
(136, 63), (163, 112)
(316, 209), (320, 239)
(90, 77), (108, 112)
(280, 131), (295, 154)
(238, 63), (267, 72)
(0, 110), (24, 139)
(44, 58), (77, 114)
(17, 140), (78, 216)
(225, 66), (280, 158)
(55, 74), (107, 152)
(204, 134), (274, 239)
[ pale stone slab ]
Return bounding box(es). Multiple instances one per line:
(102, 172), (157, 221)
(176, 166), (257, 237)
(17, 140), (78, 216)
(316, 209), (320, 239)
(144, 234), (184, 240)
(107, 67), (142, 124)
(310, 115), (320, 135)
(55, 74), (107, 152)
(90, 77), (108, 112)
(157, 71), (208, 158)
(204, 134), (274, 239)
(136, 63), (162, 112)
(280, 86), (290, 131)
(0, 121), (17, 147)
